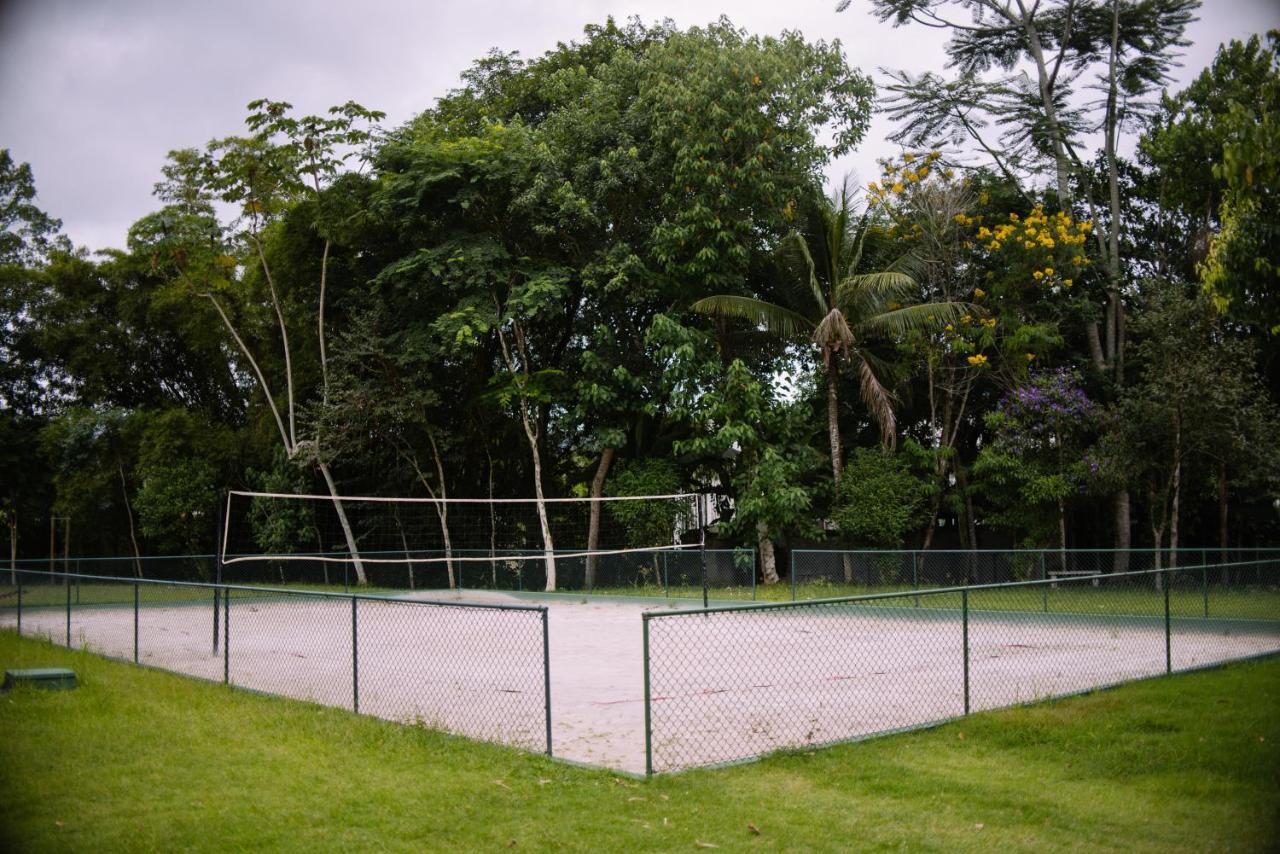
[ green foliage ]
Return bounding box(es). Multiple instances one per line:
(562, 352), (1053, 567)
(831, 444), (935, 547)
(675, 359), (822, 545)
(604, 458), (689, 548)
(246, 450), (316, 556)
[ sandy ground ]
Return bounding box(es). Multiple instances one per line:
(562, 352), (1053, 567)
(4, 591), (1277, 774)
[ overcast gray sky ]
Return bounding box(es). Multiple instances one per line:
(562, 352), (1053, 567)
(1, 0), (1275, 252)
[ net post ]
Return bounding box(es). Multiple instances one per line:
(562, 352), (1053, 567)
(962, 588), (970, 715)
(698, 494), (708, 610)
(213, 492), (224, 655)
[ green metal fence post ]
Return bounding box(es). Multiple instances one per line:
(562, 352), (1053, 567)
(65, 575), (71, 647)
(212, 588), (220, 655)
(751, 550), (757, 602)
(1202, 564), (1209, 619)
(352, 596), (359, 714)
(1164, 572), (1172, 675)
(543, 608), (552, 756)
(133, 581), (139, 664)
(223, 587), (230, 685)
(1040, 552), (1048, 612)
(643, 614), (653, 776)
(962, 588), (970, 715)
(790, 552), (797, 602)
(15, 575), (21, 635)
(912, 552), (919, 608)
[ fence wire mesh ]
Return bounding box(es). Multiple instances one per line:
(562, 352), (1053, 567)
(0, 569), (550, 755)
(8, 548), (756, 599)
(789, 548), (1280, 600)
(643, 559), (1280, 773)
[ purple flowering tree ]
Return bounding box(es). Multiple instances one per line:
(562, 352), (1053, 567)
(974, 369), (1099, 567)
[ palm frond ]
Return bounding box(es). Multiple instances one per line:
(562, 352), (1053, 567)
(778, 231), (829, 316)
(689, 295), (815, 340)
(857, 357), (897, 450)
(813, 307), (855, 353)
(838, 272), (919, 320)
(859, 301), (975, 338)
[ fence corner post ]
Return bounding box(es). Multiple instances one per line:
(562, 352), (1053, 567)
(543, 607), (552, 757)
(962, 588), (970, 715)
(643, 613), (653, 776)
(352, 595), (359, 714)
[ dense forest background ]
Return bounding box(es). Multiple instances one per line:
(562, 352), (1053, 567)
(2, 6), (1278, 577)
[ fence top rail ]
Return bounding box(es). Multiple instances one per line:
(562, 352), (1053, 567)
(7, 568), (549, 615)
(643, 558), (1278, 620)
(790, 546), (1280, 556)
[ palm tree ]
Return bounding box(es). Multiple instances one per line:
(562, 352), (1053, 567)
(692, 177), (968, 490)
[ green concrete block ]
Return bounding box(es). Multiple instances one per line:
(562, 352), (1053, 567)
(3, 668), (78, 691)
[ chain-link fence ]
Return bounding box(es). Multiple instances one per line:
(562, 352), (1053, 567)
(7, 548), (758, 599)
(0, 568), (551, 755)
(642, 558), (1280, 773)
(789, 548), (1280, 600)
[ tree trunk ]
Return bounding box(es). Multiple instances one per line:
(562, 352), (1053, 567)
(757, 520), (779, 585)
(1112, 491), (1131, 574)
(1218, 461), (1229, 566)
(497, 319), (557, 591)
(428, 433), (455, 590)
(826, 366), (843, 483)
(117, 463), (143, 579)
(585, 447), (616, 590)
(316, 460), (366, 586)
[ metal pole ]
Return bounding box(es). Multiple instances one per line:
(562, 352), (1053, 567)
(223, 586), (230, 685)
(1164, 571), (1172, 674)
(1201, 564), (1209, 619)
(642, 614), (653, 776)
(65, 574), (71, 647)
(791, 551), (798, 602)
(962, 588), (970, 715)
(542, 608), (552, 756)
(351, 596), (359, 714)
(133, 581), (139, 664)
(1040, 552), (1048, 612)
(912, 551), (919, 608)
(698, 494), (708, 610)
(213, 493), (224, 654)
(16, 575), (21, 636)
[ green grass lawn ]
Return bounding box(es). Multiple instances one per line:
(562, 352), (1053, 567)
(1, 631), (1277, 852)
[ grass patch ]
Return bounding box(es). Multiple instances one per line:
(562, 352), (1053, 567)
(1, 631), (1278, 852)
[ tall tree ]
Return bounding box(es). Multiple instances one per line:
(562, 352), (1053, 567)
(151, 99), (383, 583)
(692, 177), (967, 482)
(856, 0), (1198, 567)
